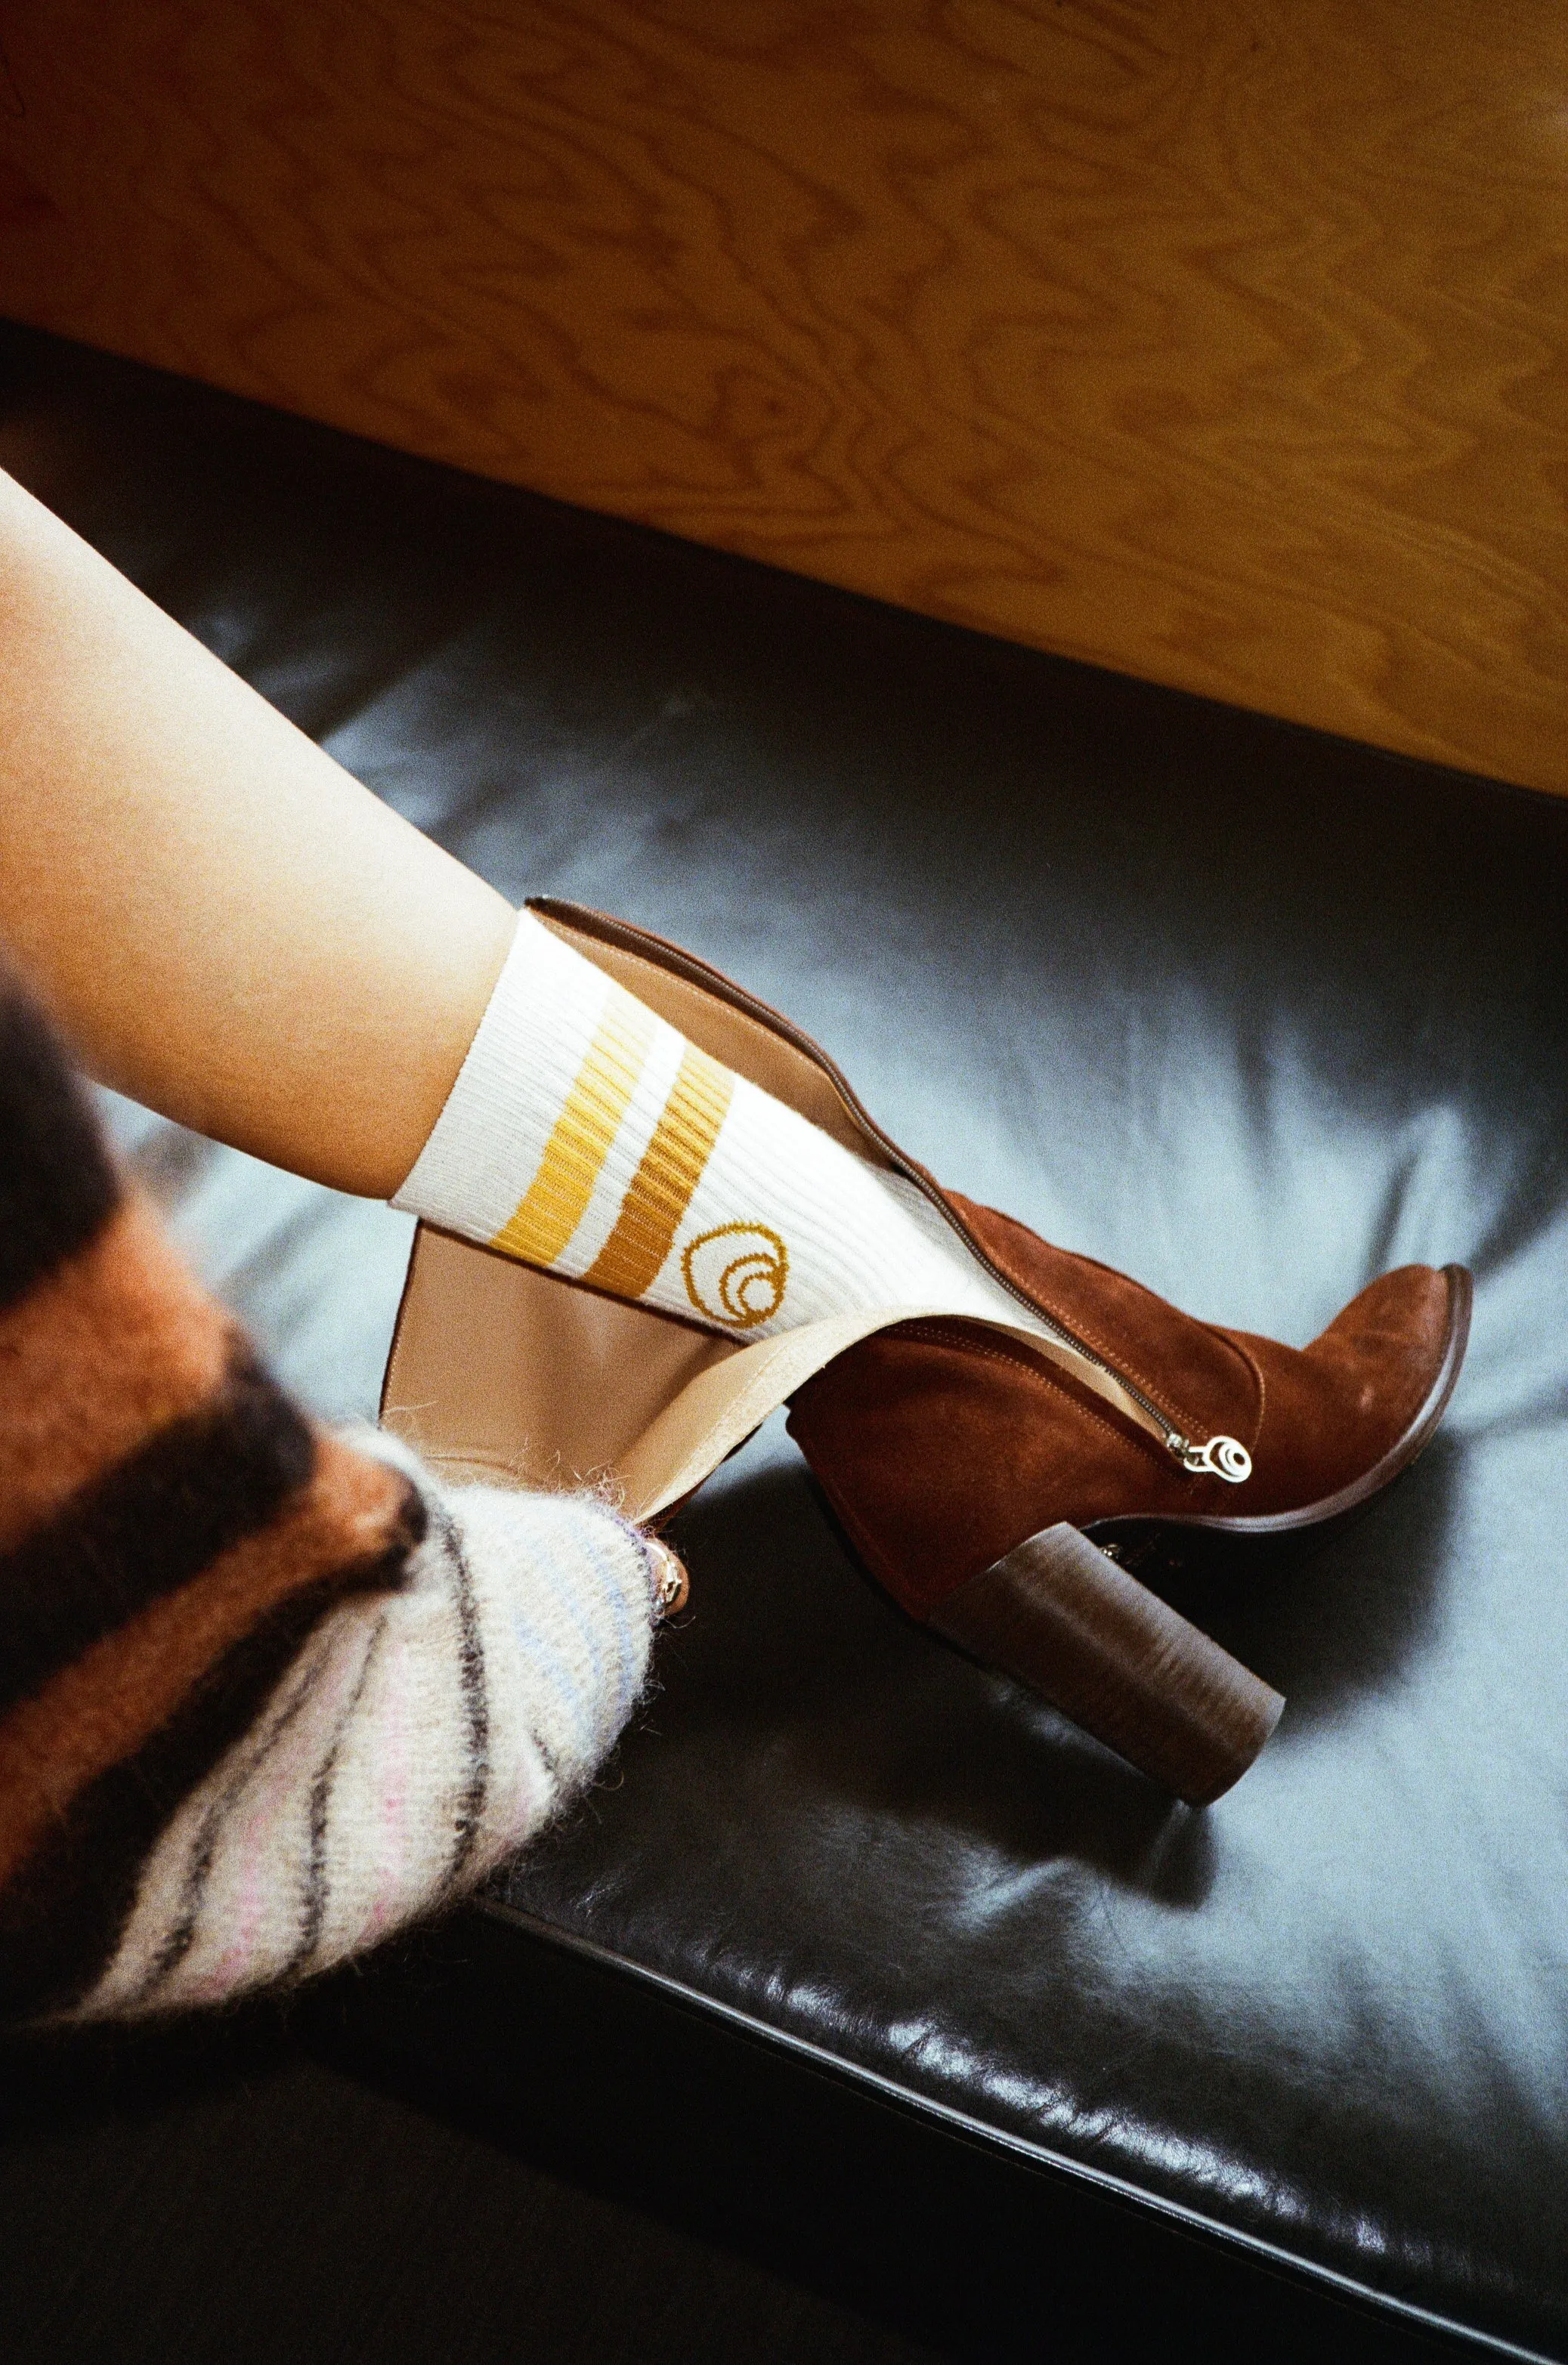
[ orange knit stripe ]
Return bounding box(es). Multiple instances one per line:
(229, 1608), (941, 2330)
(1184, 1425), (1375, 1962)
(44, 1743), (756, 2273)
(490, 986), (656, 1267)
(0, 1197), (233, 1557)
(0, 1433), (416, 1889)
(583, 1045), (734, 1300)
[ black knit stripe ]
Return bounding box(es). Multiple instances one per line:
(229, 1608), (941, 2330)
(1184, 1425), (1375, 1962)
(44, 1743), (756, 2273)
(0, 1581), (346, 2020)
(131, 1603), (391, 2008)
(288, 1612), (389, 1980)
(434, 1501), (490, 1890)
(0, 1542), (414, 2024)
(0, 970), (121, 1314)
(0, 1343), (316, 1720)
(128, 1621), (342, 2010)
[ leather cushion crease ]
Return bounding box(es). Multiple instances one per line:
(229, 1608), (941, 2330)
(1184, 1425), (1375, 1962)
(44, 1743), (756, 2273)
(5, 323), (1566, 2359)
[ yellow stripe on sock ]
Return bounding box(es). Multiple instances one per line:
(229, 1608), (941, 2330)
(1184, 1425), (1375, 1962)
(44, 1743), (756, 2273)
(583, 1045), (735, 1302)
(490, 987), (657, 1268)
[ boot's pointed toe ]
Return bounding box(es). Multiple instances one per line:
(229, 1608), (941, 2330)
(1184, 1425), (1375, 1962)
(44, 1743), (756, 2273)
(790, 1247), (1471, 1571)
(1222, 1262), (1471, 1525)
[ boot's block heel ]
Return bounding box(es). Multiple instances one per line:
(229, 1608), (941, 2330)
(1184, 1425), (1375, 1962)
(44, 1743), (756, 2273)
(929, 1524), (1285, 1806)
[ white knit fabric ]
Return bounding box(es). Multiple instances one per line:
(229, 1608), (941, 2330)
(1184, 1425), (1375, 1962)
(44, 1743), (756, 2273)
(396, 914), (1046, 1344)
(73, 1434), (662, 2020)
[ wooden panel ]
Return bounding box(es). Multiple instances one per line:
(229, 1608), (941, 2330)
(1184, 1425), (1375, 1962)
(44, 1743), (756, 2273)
(0, 1), (1563, 792)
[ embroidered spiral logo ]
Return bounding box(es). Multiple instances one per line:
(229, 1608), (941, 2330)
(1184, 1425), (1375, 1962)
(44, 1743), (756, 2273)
(682, 1223), (789, 1330)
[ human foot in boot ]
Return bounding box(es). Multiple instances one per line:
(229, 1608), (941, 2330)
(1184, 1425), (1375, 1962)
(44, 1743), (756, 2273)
(398, 901), (1471, 1803)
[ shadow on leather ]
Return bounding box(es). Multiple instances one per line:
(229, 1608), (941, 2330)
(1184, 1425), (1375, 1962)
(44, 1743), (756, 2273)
(660, 1442), (1217, 1908)
(1126, 1430), (1465, 1728)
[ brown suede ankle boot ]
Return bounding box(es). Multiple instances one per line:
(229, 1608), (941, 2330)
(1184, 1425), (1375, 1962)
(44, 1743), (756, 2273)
(787, 1206), (1470, 1588)
(502, 904), (1472, 1807)
(786, 1221), (1468, 1800)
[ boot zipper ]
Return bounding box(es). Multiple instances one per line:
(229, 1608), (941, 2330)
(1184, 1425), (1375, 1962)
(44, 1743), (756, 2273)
(533, 900), (1254, 1487)
(951, 1257), (1253, 1485)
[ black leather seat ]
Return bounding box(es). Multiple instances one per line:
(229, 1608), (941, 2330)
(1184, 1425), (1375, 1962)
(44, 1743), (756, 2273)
(5, 321), (1564, 2363)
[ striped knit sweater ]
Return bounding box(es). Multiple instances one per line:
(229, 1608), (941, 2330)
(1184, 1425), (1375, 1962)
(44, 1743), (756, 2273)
(0, 964), (673, 2022)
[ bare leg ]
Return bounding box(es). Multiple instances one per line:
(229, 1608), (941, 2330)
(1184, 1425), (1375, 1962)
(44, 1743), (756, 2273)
(0, 476), (691, 2030)
(0, 467), (515, 1197)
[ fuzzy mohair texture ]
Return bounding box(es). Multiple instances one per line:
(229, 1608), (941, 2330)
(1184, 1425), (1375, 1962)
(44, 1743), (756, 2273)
(0, 962), (670, 2023)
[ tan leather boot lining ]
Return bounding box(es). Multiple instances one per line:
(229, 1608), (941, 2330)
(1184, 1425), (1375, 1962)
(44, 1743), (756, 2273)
(531, 909), (897, 1164)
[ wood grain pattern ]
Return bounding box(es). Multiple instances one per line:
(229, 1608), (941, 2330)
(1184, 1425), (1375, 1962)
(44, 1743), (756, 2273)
(0, 1), (1563, 790)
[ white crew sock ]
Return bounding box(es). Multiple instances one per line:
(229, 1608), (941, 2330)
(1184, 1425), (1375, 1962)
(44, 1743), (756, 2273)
(395, 913), (1044, 1343)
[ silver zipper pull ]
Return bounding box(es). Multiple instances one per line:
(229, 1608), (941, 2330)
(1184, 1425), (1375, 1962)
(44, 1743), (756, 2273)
(1172, 1433), (1252, 1483)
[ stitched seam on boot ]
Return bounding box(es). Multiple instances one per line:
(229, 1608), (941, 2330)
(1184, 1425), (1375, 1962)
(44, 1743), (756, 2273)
(1244, 1347), (1266, 1453)
(956, 1207), (1264, 1437)
(891, 1323), (1171, 1467)
(954, 1229), (1202, 1429)
(1038, 1283), (1254, 1442)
